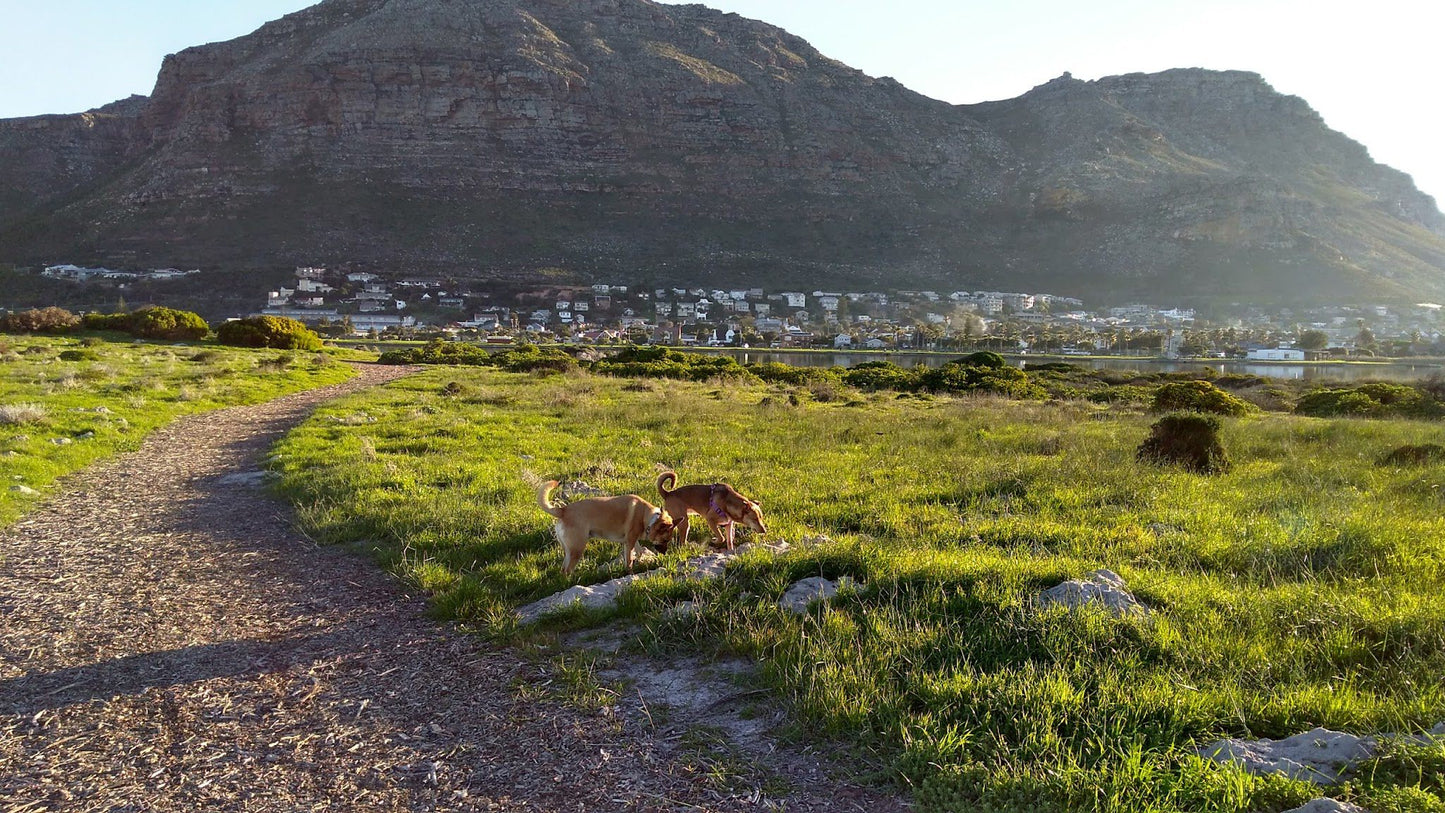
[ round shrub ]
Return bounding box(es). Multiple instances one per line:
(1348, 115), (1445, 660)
(58, 349), (99, 362)
(0, 307), (80, 334)
(1136, 413), (1230, 474)
(957, 350), (1008, 369)
(1152, 380), (1253, 416)
(128, 307), (209, 341)
(83, 307), (209, 340)
(217, 316), (322, 351)
(1295, 383), (1439, 419)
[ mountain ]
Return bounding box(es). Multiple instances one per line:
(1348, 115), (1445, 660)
(1, 0), (1442, 305)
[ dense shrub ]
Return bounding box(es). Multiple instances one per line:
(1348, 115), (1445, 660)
(842, 361), (921, 391)
(749, 361), (844, 386)
(379, 340), (576, 373)
(379, 340), (491, 365)
(217, 315), (322, 350)
(85, 307), (210, 341)
(1086, 385), (1154, 405)
(492, 344), (577, 374)
(959, 351), (1007, 369)
(1136, 413), (1230, 474)
(920, 363), (1047, 399)
(1152, 380), (1253, 416)
(1295, 383), (1441, 419)
(0, 307), (80, 334)
(58, 349), (99, 362)
(592, 346), (754, 382)
(1023, 361), (1080, 373)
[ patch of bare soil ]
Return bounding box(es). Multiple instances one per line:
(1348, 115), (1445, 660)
(0, 364), (908, 811)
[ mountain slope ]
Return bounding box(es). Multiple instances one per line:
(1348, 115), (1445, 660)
(1, 0), (1441, 304)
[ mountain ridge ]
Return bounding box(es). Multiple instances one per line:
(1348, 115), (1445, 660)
(1, 0), (1441, 305)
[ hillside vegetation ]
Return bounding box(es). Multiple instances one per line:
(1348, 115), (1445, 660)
(272, 365), (1445, 813)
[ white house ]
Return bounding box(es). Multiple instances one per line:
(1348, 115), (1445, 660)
(1246, 348), (1306, 361)
(834, 333), (853, 348)
(783, 292), (807, 309)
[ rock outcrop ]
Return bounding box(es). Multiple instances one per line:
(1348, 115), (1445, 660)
(2, 0), (1442, 303)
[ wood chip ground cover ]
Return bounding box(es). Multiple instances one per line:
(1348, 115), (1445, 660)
(269, 367), (1445, 813)
(1, 363), (897, 811)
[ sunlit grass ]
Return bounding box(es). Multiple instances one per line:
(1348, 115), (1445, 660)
(273, 367), (1445, 812)
(0, 335), (356, 525)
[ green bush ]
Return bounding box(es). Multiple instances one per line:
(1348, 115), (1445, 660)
(84, 307), (209, 341)
(217, 315), (322, 350)
(1136, 413), (1230, 474)
(1295, 383), (1440, 419)
(1152, 380), (1253, 416)
(959, 350), (1007, 369)
(842, 361), (922, 391)
(0, 307), (80, 334)
(592, 346), (754, 382)
(58, 349), (99, 362)
(921, 363), (1047, 399)
(749, 361), (844, 386)
(379, 340), (491, 365)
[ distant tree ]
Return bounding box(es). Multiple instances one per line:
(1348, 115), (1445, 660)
(1296, 329), (1329, 350)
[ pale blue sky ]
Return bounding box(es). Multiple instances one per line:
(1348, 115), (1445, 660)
(2, 0), (1442, 204)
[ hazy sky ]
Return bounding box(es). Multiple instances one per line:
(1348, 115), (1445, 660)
(2, 0), (1442, 204)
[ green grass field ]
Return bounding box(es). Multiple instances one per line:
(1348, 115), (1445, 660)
(0, 334), (356, 525)
(271, 367), (1445, 812)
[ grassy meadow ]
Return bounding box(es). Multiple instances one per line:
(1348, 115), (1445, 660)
(0, 334), (356, 525)
(271, 366), (1445, 812)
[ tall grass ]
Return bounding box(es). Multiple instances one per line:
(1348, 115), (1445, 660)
(0, 335), (356, 525)
(272, 368), (1445, 812)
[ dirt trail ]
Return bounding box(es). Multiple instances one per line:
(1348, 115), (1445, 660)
(0, 364), (902, 812)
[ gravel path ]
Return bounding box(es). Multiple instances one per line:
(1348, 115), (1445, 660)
(0, 364), (904, 812)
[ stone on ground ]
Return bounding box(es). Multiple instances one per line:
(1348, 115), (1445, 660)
(779, 576), (857, 613)
(1039, 568), (1148, 615)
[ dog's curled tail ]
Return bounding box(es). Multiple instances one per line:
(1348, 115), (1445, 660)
(656, 470), (677, 497)
(536, 480), (564, 518)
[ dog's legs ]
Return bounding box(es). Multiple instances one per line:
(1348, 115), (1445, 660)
(724, 520), (736, 550)
(675, 514), (691, 547)
(558, 526), (584, 576)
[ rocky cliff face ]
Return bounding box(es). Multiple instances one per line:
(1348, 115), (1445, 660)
(2, 0), (1442, 303)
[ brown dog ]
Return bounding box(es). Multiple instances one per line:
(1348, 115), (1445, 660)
(536, 480), (675, 575)
(656, 471), (766, 550)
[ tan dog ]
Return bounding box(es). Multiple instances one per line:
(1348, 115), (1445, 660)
(536, 480), (675, 575)
(656, 471), (766, 550)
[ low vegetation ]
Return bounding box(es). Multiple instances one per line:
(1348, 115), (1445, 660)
(0, 335), (355, 525)
(216, 315), (323, 350)
(84, 306), (210, 341)
(273, 365), (1445, 813)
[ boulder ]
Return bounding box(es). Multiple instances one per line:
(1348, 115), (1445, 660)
(9, 485), (38, 495)
(1039, 569), (1148, 616)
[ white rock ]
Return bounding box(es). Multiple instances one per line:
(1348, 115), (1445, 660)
(516, 540), (791, 624)
(1039, 568), (1148, 616)
(779, 576), (856, 614)
(9, 485), (38, 495)
(50, 437), (72, 446)
(516, 573), (648, 624)
(217, 471), (274, 488)
(1202, 728), (1375, 785)
(1282, 799), (1366, 813)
